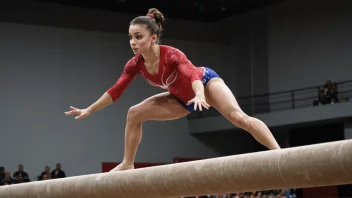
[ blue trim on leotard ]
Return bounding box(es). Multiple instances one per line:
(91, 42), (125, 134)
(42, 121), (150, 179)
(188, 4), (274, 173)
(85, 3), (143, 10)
(178, 67), (220, 112)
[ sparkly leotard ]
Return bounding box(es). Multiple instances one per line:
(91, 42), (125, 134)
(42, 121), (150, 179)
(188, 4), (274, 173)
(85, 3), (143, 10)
(107, 45), (206, 105)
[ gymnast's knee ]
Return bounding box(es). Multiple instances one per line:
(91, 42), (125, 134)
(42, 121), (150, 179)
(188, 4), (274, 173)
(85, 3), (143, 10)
(229, 110), (251, 130)
(126, 105), (143, 124)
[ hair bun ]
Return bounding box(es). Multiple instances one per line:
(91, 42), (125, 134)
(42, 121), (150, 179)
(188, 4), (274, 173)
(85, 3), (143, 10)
(148, 8), (165, 28)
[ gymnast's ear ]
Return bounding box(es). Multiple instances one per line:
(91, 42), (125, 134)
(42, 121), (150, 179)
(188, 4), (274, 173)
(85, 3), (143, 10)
(151, 34), (157, 43)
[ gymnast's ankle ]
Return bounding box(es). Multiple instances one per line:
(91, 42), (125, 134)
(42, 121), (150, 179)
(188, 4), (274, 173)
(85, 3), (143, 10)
(121, 160), (134, 167)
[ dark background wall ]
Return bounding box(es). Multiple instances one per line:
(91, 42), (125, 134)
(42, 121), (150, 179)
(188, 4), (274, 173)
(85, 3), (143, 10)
(268, 0), (352, 92)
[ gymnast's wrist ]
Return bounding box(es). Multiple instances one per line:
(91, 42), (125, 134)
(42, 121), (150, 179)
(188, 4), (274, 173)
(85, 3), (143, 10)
(195, 92), (205, 97)
(86, 106), (93, 113)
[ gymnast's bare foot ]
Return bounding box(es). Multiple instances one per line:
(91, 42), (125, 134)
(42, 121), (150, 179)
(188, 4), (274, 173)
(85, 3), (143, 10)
(109, 162), (134, 172)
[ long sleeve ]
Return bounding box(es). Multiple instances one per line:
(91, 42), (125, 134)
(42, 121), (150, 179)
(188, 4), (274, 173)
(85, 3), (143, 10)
(168, 48), (201, 83)
(106, 58), (139, 102)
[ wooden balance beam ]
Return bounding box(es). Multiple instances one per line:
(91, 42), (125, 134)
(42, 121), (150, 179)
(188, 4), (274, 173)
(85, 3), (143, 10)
(1, 139), (351, 198)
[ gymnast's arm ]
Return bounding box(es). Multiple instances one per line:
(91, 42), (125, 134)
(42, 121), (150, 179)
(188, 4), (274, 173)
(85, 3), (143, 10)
(169, 48), (210, 110)
(169, 49), (204, 96)
(88, 70), (136, 114)
(87, 58), (138, 115)
(65, 61), (137, 119)
(86, 92), (113, 114)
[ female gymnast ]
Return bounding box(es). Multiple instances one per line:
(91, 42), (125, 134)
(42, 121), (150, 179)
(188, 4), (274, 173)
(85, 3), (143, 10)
(64, 8), (281, 171)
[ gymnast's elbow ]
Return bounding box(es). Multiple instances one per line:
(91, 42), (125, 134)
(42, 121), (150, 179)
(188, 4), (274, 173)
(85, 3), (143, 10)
(105, 90), (119, 103)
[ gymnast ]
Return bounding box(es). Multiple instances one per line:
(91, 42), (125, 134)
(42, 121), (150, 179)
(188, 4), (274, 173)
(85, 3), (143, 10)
(64, 8), (281, 171)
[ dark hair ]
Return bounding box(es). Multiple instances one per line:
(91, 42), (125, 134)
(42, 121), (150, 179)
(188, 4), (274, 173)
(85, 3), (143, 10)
(130, 8), (165, 38)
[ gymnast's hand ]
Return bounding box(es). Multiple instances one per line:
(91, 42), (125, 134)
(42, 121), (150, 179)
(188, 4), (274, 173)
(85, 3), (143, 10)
(64, 106), (91, 120)
(187, 93), (210, 111)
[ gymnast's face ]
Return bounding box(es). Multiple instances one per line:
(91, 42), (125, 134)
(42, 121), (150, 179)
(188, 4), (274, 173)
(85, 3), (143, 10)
(129, 24), (157, 55)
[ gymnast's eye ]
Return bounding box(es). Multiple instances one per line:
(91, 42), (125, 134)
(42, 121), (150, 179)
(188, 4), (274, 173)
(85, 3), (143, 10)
(136, 35), (142, 39)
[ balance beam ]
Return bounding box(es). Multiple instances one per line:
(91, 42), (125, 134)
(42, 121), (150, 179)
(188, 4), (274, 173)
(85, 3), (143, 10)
(1, 140), (352, 198)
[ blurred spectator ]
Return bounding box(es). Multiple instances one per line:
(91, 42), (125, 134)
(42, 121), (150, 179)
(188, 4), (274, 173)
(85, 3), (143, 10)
(330, 82), (339, 103)
(51, 163), (66, 179)
(3, 171), (14, 185)
(13, 164), (30, 183)
(314, 80), (339, 106)
(42, 173), (51, 180)
(0, 167), (5, 185)
(0, 167), (14, 186)
(39, 166), (51, 180)
(0, 167), (4, 180)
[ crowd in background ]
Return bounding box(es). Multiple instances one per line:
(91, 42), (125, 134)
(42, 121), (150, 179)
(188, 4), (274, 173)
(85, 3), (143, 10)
(0, 163), (66, 186)
(314, 80), (339, 106)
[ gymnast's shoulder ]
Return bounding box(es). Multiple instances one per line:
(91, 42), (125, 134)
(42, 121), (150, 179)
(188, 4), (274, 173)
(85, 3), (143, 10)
(160, 44), (183, 53)
(123, 55), (142, 74)
(160, 45), (188, 60)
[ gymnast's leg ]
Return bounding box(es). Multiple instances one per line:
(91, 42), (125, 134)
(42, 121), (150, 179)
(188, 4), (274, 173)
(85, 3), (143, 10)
(205, 78), (281, 150)
(110, 92), (190, 171)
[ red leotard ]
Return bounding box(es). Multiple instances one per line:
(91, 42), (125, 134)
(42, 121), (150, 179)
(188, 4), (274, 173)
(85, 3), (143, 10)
(107, 45), (204, 104)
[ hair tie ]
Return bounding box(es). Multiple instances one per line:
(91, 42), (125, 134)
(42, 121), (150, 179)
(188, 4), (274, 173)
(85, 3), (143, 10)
(147, 14), (154, 19)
